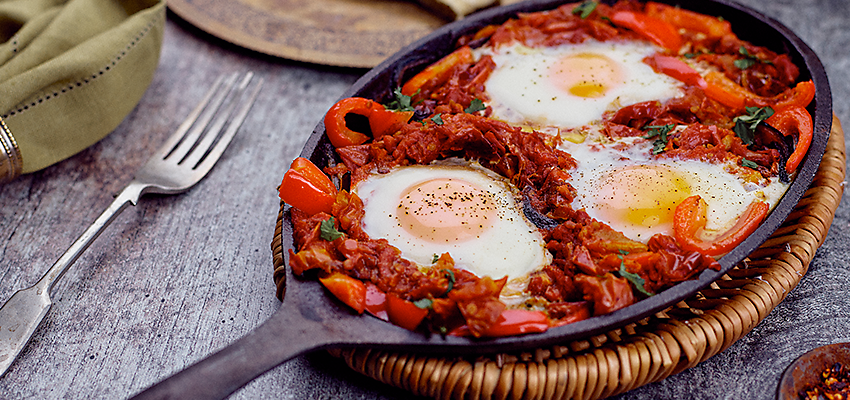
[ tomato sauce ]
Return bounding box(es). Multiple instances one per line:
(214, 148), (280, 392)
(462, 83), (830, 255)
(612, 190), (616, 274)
(284, 0), (813, 337)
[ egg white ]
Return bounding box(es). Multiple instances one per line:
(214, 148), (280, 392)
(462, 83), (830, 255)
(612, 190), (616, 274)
(479, 40), (683, 129)
(564, 137), (789, 243)
(352, 159), (551, 279)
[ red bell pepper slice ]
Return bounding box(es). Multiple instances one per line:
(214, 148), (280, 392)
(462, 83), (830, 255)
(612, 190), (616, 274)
(279, 157), (337, 216)
(364, 282), (388, 321)
(704, 72), (815, 112)
(480, 309), (549, 337)
(644, 53), (707, 88)
(673, 195), (769, 257)
(766, 106), (814, 173)
(447, 309), (549, 337)
(703, 71), (749, 110)
(610, 10), (682, 51)
(771, 80), (816, 113)
(645, 2), (732, 39)
(368, 108), (414, 138)
(386, 293), (429, 331)
(324, 97), (381, 148)
(319, 273), (367, 314)
(324, 97), (413, 148)
(401, 46), (474, 97)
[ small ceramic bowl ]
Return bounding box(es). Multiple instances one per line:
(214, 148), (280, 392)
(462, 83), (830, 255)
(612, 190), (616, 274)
(778, 342), (850, 399)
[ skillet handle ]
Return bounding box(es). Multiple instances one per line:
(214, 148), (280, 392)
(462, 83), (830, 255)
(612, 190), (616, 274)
(129, 302), (338, 400)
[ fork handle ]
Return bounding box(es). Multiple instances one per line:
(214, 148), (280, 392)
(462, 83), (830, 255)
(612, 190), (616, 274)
(34, 181), (145, 294)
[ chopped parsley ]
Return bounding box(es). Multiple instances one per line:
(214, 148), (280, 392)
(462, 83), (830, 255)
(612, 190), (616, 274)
(385, 87), (416, 112)
(642, 124), (675, 154)
(733, 106), (774, 145)
(432, 254), (440, 263)
(617, 251), (654, 297)
(413, 298), (433, 309)
(319, 217), (344, 241)
(430, 113), (444, 125)
(572, 0), (598, 19)
(741, 158), (760, 169)
(464, 98), (486, 114)
(734, 46), (772, 70)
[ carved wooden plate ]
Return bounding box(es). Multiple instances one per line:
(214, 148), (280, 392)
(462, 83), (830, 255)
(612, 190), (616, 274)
(166, 0), (529, 68)
(167, 0), (447, 68)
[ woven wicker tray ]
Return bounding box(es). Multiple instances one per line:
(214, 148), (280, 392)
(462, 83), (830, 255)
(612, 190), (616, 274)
(273, 116), (845, 400)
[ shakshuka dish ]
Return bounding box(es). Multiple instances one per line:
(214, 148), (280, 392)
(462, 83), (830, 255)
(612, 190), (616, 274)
(279, 0), (816, 338)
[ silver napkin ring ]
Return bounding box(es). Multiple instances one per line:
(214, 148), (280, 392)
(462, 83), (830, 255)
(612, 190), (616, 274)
(0, 116), (22, 184)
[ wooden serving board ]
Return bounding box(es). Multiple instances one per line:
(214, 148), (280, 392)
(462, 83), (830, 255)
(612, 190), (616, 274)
(167, 0), (441, 68)
(166, 0), (526, 68)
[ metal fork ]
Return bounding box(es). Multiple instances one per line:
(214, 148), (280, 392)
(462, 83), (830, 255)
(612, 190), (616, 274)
(0, 71), (263, 377)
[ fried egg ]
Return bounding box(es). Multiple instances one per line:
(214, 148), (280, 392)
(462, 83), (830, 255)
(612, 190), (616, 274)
(565, 137), (789, 243)
(480, 40), (682, 129)
(353, 159), (551, 279)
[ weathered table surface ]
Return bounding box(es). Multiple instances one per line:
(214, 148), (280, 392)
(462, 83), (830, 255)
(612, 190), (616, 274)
(1, 1), (849, 399)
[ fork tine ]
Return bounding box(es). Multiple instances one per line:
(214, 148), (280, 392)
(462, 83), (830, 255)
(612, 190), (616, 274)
(163, 73), (241, 162)
(192, 74), (263, 175)
(152, 74), (228, 159)
(181, 72), (261, 171)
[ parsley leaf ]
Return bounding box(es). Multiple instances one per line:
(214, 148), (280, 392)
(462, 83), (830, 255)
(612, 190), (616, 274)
(733, 106), (774, 145)
(385, 87), (416, 112)
(617, 252), (654, 297)
(572, 0), (598, 19)
(430, 113), (444, 125)
(741, 158), (760, 169)
(413, 298), (433, 309)
(733, 57), (755, 70)
(319, 217), (344, 241)
(642, 124), (675, 154)
(432, 254), (440, 264)
(464, 98), (486, 114)
(734, 46), (772, 70)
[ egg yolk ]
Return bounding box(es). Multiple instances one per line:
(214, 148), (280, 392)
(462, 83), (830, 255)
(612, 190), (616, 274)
(551, 52), (623, 98)
(396, 178), (498, 243)
(593, 165), (691, 237)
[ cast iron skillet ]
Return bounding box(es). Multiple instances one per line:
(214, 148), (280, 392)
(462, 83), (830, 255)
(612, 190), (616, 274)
(133, 1), (831, 398)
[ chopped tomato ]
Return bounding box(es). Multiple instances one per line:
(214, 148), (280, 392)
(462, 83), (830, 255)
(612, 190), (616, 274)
(386, 294), (429, 331)
(644, 53), (707, 88)
(574, 273), (635, 315)
(766, 106), (814, 173)
(319, 273), (367, 314)
(279, 157), (337, 216)
(401, 46), (474, 97)
(645, 2), (732, 39)
(288, 245), (336, 276)
(610, 10), (682, 51)
(673, 195), (769, 256)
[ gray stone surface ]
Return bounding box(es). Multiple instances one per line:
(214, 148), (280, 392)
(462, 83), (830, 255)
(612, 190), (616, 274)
(0, 0), (847, 399)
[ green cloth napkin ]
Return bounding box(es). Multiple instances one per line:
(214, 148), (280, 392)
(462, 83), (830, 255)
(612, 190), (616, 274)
(0, 0), (165, 181)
